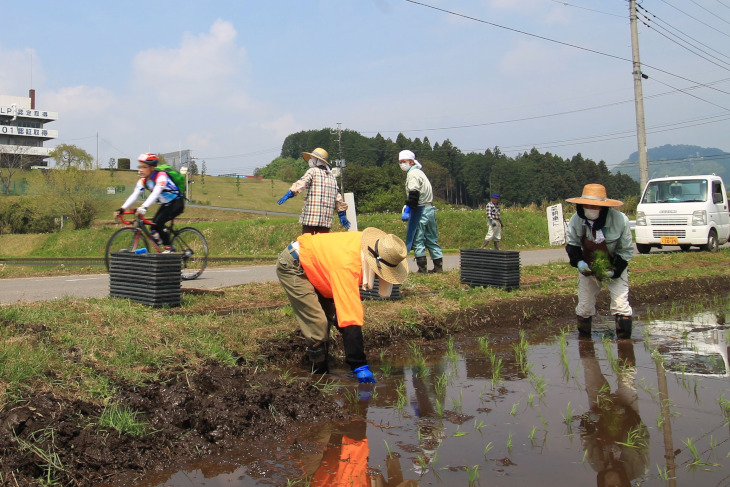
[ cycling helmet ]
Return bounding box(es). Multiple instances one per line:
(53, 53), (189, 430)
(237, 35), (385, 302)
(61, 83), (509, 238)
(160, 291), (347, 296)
(137, 153), (159, 166)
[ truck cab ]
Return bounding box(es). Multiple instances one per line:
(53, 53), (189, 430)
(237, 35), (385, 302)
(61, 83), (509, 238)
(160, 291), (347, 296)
(635, 174), (730, 253)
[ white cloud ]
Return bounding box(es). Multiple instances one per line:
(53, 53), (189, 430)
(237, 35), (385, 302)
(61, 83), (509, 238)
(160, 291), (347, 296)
(0, 47), (42, 95)
(132, 19), (249, 108)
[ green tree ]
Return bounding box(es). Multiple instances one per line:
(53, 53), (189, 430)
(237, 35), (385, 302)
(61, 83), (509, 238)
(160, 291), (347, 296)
(50, 144), (94, 170)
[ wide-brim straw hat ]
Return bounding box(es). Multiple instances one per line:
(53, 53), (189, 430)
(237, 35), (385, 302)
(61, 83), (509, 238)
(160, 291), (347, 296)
(302, 148), (330, 168)
(361, 228), (409, 285)
(566, 183), (624, 207)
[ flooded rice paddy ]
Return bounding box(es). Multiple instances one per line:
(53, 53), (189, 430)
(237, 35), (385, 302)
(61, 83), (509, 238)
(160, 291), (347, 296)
(139, 300), (730, 486)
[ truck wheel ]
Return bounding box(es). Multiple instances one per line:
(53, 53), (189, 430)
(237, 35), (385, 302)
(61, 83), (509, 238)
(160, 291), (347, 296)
(702, 230), (719, 252)
(636, 243), (652, 254)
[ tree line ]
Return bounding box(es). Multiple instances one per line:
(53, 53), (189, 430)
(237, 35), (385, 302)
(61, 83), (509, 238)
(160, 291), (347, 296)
(256, 129), (640, 213)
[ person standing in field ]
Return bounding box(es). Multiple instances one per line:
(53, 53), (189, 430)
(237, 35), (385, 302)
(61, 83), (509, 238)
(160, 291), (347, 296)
(481, 193), (503, 250)
(398, 150), (443, 273)
(276, 147), (350, 234)
(565, 184), (634, 339)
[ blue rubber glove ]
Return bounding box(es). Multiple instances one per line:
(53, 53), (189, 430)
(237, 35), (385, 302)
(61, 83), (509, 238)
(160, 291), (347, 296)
(338, 211), (351, 230)
(491, 221), (497, 227)
(277, 190), (294, 205)
(577, 260), (592, 276)
(401, 205), (410, 221)
(353, 365), (376, 383)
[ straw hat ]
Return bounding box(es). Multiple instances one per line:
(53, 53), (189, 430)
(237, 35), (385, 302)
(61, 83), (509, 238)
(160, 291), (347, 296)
(566, 184), (623, 207)
(302, 148), (330, 168)
(361, 228), (409, 285)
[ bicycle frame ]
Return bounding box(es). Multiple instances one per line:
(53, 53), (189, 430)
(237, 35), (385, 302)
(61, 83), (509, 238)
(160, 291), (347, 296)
(117, 210), (168, 253)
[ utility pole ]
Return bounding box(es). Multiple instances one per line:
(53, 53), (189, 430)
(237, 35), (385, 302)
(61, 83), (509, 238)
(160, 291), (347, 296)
(335, 122), (345, 193)
(630, 0), (649, 193)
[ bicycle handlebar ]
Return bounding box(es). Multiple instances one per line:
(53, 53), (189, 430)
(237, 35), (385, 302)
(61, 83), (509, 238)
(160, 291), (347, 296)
(117, 209), (154, 226)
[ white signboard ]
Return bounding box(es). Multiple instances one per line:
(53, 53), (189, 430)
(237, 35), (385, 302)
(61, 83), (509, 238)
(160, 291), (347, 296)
(344, 192), (358, 231)
(547, 204), (566, 246)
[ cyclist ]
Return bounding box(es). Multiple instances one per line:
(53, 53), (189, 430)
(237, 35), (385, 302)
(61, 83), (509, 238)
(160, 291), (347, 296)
(114, 153), (185, 251)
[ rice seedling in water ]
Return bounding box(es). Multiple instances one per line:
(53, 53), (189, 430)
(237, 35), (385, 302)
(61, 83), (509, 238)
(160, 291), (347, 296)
(528, 426), (537, 441)
(445, 335), (458, 361)
(379, 350), (392, 377)
(616, 425), (647, 449)
(491, 356), (503, 390)
(507, 431), (513, 451)
(384, 440), (393, 457)
(435, 398), (444, 418)
(454, 425), (469, 437)
(434, 372), (448, 397)
(451, 390), (463, 413)
(483, 441), (494, 457)
(467, 465), (480, 486)
(395, 381), (408, 410)
(474, 419), (486, 432)
(477, 334), (491, 355)
(509, 401), (520, 416)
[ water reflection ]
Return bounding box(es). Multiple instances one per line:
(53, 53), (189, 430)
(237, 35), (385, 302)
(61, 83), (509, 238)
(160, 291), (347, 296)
(136, 300), (730, 487)
(578, 339), (649, 487)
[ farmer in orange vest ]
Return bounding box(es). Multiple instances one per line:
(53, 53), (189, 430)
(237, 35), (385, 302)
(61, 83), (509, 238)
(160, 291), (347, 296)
(276, 228), (409, 381)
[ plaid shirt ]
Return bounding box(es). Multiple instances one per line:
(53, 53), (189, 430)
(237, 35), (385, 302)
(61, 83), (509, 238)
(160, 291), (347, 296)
(290, 167), (347, 228)
(486, 201), (501, 223)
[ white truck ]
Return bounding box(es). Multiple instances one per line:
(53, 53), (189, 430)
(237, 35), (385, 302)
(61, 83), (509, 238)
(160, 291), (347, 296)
(635, 174), (730, 254)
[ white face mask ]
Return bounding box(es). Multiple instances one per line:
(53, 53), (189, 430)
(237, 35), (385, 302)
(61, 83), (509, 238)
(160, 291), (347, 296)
(399, 162), (411, 172)
(583, 208), (601, 220)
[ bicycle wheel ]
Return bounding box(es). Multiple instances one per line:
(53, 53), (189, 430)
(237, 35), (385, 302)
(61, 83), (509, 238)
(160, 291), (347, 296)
(105, 228), (149, 271)
(171, 227), (208, 280)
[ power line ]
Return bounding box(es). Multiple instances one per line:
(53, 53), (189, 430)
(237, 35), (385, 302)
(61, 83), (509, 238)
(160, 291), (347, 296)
(404, 0), (730, 98)
(656, 0), (730, 38)
(637, 6), (730, 69)
(688, 0), (730, 26)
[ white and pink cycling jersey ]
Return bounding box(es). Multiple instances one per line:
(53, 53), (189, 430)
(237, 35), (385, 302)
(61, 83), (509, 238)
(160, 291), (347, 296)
(121, 171), (181, 211)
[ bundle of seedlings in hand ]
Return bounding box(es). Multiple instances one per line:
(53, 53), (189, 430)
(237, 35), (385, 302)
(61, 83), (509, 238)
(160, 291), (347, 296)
(590, 250), (613, 281)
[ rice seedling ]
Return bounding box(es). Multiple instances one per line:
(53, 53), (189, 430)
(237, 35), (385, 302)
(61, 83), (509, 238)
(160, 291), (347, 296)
(451, 390), (463, 413)
(474, 419), (486, 432)
(434, 372), (448, 397)
(384, 440), (393, 457)
(509, 401), (520, 416)
(530, 373), (546, 400)
(408, 342), (428, 376)
(477, 334), (491, 355)
(445, 335), (458, 361)
(507, 431), (513, 451)
(379, 350), (392, 377)
(528, 426), (537, 441)
(435, 398), (444, 418)
(453, 425), (468, 437)
(395, 380), (408, 410)
(527, 393), (535, 408)
(616, 425), (648, 450)
(483, 442), (494, 457)
(491, 356), (503, 390)
(467, 464), (480, 486)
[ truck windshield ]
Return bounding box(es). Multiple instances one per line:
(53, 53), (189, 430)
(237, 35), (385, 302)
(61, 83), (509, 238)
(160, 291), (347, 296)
(641, 179), (708, 203)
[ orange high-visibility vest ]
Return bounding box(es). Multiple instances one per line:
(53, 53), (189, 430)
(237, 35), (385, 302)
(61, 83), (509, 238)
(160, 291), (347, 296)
(297, 232), (364, 328)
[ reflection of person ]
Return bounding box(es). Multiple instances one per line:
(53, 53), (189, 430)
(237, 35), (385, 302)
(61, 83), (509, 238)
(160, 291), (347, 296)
(398, 150), (443, 273)
(276, 147), (350, 234)
(565, 184), (634, 338)
(311, 386), (418, 487)
(114, 153), (185, 251)
(579, 339), (649, 487)
(276, 228), (408, 381)
(481, 193), (503, 250)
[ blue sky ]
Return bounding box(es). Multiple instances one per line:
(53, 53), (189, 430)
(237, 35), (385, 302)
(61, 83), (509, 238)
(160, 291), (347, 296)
(2, 0), (729, 174)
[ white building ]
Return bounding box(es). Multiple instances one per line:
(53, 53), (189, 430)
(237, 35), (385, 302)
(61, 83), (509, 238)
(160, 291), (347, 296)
(0, 90), (58, 168)
(160, 149), (193, 171)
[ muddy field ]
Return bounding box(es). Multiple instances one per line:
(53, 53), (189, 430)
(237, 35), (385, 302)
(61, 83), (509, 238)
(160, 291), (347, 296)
(1, 276), (728, 486)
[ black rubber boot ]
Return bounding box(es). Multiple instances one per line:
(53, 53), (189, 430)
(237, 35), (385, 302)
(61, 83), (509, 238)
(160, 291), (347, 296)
(494, 241), (500, 250)
(615, 315), (633, 340)
(429, 258), (443, 273)
(577, 315), (592, 337)
(305, 342), (328, 374)
(416, 256), (428, 273)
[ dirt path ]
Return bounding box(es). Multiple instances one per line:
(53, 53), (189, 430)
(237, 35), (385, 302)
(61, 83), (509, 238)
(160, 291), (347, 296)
(1, 275), (728, 486)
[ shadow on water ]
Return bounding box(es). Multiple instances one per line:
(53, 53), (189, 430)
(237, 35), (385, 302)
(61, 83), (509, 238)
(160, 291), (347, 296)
(134, 298), (730, 486)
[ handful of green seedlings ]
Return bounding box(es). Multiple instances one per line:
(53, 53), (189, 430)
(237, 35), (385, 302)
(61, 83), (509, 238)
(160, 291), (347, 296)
(590, 250), (614, 281)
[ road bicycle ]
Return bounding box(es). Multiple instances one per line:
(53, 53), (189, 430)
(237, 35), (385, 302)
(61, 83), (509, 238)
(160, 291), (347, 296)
(105, 210), (209, 280)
